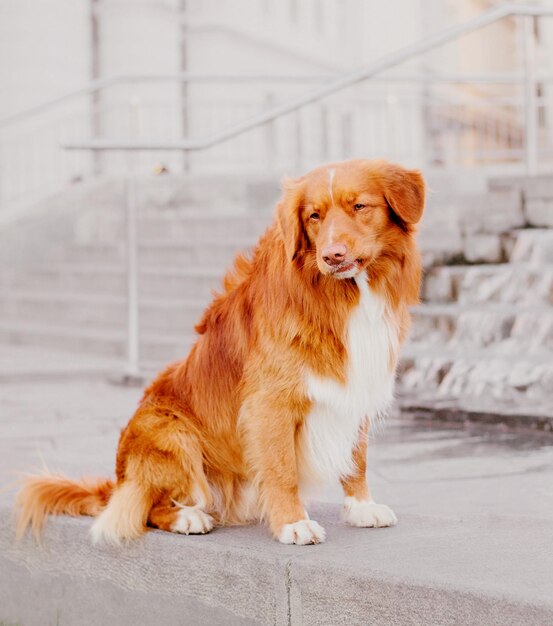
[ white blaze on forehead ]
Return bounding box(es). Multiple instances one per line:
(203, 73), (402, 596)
(327, 168), (336, 205)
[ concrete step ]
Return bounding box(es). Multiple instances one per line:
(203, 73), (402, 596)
(4, 498), (552, 626)
(1, 265), (224, 299)
(410, 303), (553, 353)
(423, 263), (553, 305)
(419, 183), (552, 266)
(84, 213), (271, 243)
(489, 175), (553, 227)
(4, 290), (552, 355)
(3, 365), (552, 626)
(0, 320), (194, 363)
(9, 310), (550, 390)
(0, 343), (123, 382)
(56, 238), (256, 266)
(117, 173), (281, 213)
(400, 342), (553, 404)
(402, 340), (553, 366)
(508, 228), (553, 264)
(418, 189), (523, 267)
(398, 394), (553, 431)
(63, 226), (552, 271)
(0, 290), (208, 333)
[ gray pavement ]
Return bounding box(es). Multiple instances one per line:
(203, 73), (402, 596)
(1, 344), (553, 625)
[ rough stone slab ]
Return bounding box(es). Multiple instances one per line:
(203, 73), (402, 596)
(525, 198), (553, 227)
(0, 553), (260, 626)
(417, 196), (464, 267)
(423, 263), (553, 307)
(399, 347), (553, 407)
(0, 508), (289, 626)
(522, 177), (553, 200)
(2, 501), (553, 626)
(458, 191), (524, 235)
(509, 229), (553, 263)
(462, 233), (503, 264)
(288, 515), (553, 626)
(487, 175), (553, 197)
(422, 266), (467, 303)
(487, 175), (528, 193)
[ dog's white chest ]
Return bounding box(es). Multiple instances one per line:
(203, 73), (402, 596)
(300, 274), (397, 484)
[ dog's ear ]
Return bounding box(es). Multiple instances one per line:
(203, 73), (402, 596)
(383, 164), (425, 225)
(276, 176), (307, 261)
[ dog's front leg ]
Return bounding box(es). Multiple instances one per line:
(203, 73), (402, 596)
(241, 394), (326, 545)
(340, 420), (398, 528)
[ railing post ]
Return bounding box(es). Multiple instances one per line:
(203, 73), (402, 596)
(264, 92), (276, 170)
(522, 14), (538, 176)
(90, 0), (102, 178)
(124, 177), (140, 381)
(320, 104), (329, 161)
(294, 109), (303, 172)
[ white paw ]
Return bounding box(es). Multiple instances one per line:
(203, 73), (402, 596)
(343, 497), (398, 528)
(171, 507), (214, 535)
(278, 519), (326, 545)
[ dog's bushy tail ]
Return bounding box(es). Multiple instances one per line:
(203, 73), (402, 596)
(89, 479), (153, 544)
(16, 473), (114, 539)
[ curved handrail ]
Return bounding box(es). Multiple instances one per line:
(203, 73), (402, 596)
(62, 3), (553, 153)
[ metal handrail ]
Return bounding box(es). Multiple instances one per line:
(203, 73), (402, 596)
(7, 69), (553, 131)
(0, 74), (338, 129)
(63, 3), (553, 155)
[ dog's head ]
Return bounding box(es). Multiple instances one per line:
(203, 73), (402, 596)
(277, 159), (425, 279)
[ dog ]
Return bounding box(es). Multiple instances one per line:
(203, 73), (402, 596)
(16, 158), (424, 545)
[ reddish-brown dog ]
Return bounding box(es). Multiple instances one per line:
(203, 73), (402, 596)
(17, 159), (424, 545)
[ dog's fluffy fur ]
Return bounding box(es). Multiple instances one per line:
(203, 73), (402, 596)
(16, 159), (424, 545)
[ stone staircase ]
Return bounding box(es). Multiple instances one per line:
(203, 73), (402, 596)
(0, 224), (265, 366)
(1, 173), (552, 425)
(401, 177), (553, 426)
(0, 176), (276, 367)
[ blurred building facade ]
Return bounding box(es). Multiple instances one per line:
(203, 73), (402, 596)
(1, 0), (553, 208)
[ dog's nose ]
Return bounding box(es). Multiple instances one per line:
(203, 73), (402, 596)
(322, 244), (347, 266)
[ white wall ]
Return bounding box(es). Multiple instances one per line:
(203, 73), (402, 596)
(0, 0), (91, 119)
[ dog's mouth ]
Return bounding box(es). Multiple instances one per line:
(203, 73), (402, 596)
(328, 258), (363, 278)
(336, 260), (359, 273)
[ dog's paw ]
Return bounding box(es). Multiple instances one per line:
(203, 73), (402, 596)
(278, 519), (326, 545)
(171, 507), (214, 535)
(343, 497), (397, 528)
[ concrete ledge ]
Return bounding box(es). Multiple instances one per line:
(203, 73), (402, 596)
(400, 399), (553, 434)
(2, 503), (553, 626)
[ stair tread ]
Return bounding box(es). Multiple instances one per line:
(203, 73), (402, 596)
(0, 289), (209, 308)
(1, 319), (550, 363)
(67, 237), (257, 248)
(0, 319), (196, 345)
(10, 263), (223, 274)
(3, 290), (552, 317)
(427, 261), (552, 272)
(402, 342), (553, 363)
(413, 302), (553, 315)
(8, 260), (551, 280)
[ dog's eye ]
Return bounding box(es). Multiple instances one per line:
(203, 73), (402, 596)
(309, 212), (320, 221)
(353, 203), (366, 211)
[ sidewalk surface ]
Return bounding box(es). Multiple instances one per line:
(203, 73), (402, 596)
(1, 345), (552, 625)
